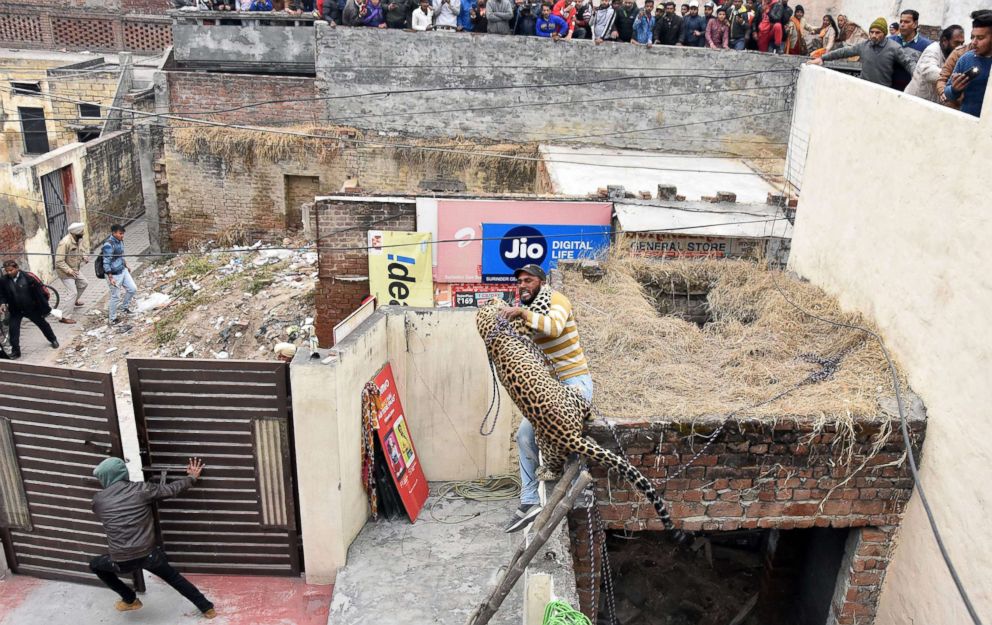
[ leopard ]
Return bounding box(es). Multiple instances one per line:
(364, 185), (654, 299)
(477, 298), (689, 543)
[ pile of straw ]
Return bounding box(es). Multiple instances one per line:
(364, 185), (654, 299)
(171, 125), (343, 165)
(171, 125), (539, 182)
(563, 256), (905, 423)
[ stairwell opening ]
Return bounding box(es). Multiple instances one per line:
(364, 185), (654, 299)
(594, 527), (850, 625)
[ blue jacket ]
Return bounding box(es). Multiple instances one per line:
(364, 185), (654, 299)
(536, 13), (568, 36)
(680, 14), (705, 46)
(458, 0), (477, 31)
(945, 51), (991, 118)
(633, 13), (654, 44)
(889, 34), (931, 90)
(102, 235), (126, 276)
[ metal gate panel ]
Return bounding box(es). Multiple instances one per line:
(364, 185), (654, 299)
(128, 359), (300, 576)
(0, 361), (125, 584)
(40, 168), (69, 257)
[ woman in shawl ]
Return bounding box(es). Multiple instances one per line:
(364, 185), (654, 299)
(784, 4), (808, 55)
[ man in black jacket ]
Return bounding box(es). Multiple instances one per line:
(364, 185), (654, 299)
(654, 1), (682, 44)
(0, 259), (58, 359)
(89, 457), (216, 618)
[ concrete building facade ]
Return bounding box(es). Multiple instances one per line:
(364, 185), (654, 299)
(788, 65), (992, 625)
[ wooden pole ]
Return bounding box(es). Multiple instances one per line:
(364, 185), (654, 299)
(466, 467), (593, 625)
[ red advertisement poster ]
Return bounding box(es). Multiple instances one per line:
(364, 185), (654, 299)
(371, 364), (429, 522)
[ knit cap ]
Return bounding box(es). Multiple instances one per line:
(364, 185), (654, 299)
(869, 17), (887, 33)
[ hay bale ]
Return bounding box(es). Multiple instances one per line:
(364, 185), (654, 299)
(563, 255), (906, 425)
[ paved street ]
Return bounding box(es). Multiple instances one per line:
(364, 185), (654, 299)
(0, 571), (332, 625)
(10, 216), (150, 366)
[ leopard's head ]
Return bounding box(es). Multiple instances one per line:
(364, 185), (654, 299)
(475, 297), (509, 339)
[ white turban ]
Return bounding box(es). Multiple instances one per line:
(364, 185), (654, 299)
(68, 222), (85, 235)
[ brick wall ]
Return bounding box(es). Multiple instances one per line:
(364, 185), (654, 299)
(0, 5), (170, 53)
(165, 70), (317, 124)
(0, 222), (27, 262)
(313, 199), (416, 345)
(568, 415), (925, 624)
(82, 131), (145, 242)
(162, 134), (537, 250)
(48, 67), (120, 147)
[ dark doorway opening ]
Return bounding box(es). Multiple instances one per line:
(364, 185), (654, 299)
(601, 527), (848, 625)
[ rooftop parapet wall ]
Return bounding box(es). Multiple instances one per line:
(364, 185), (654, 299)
(171, 11), (316, 74)
(315, 25), (802, 156)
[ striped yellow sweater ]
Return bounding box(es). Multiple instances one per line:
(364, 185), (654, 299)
(522, 290), (589, 381)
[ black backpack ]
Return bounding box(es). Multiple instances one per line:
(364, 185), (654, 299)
(94, 238), (108, 279)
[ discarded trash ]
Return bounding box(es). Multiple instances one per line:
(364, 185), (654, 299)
(136, 292), (172, 312)
(181, 344), (195, 358)
(214, 351), (230, 359)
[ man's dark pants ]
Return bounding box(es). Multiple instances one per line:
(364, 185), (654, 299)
(89, 547), (213, 612)
(8, 312), (56, 351)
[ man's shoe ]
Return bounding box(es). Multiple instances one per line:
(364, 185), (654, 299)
(110, 317), (121, 325)
(504, 503), (542, 533)
(115, 598), (143, 612)
(10, 348), (20, 360)
(74, 301), (84, 307)
(50, 339), (59, 349)
(59, 318), (76, 324)
(202, 608), (217, 619)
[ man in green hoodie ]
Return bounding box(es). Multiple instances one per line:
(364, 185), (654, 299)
(89, 457), (216, 618)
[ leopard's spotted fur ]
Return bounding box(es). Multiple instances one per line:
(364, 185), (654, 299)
(478, 299), (687, 542)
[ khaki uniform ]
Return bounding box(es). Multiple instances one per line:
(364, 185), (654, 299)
(55, 233), (88, 313)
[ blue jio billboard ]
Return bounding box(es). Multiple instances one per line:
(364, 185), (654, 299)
(480, 223), (611, 284)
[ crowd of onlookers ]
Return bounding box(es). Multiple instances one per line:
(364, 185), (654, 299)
(179, 0), (989, 117)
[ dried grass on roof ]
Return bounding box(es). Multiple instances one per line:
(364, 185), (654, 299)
(563, 255), (906, 424)
(171, 125), (342, 165)
(171, 125), (539, 181)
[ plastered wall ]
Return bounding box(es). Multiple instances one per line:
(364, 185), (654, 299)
(314, 25), (803, 157)
(291, 307), (517, 583)
(787, 66), (992, 625)
(797, 0), (992, 30)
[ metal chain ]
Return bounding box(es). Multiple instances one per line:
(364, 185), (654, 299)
(597, 512), (618, 625)
(585, 499), (599, 623)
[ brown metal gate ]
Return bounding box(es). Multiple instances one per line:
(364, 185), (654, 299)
(128, 359), (300, 576)
(0, 361), (132, 585)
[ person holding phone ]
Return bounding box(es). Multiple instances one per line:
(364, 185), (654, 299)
(945, 11), (992, 117)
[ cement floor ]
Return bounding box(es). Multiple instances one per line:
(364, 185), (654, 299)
(328, 496), (524, 625)
(0, 570), (332, 625)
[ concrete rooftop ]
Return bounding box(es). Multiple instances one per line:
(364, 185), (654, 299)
(540, 145), (781, 204)
(328, 496), (524, 625)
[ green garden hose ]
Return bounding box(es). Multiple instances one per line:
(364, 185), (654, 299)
(542, 600), (592, 625)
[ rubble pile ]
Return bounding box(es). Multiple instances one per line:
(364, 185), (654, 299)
(58, 239), (318, 375)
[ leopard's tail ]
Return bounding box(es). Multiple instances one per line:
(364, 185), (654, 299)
(573, 436), (692, 545)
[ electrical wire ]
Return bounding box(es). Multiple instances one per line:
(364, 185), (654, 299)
(771, 272), (984, 625)
(156, 68), (798, 115)
(0, 217), (786, 259)
(0, 85), (793, 176)
(429, 474), (521, 524)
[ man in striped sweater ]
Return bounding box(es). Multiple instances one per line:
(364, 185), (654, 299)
(498, 264), (594, 532)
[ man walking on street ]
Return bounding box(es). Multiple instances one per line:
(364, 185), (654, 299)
(89, 457), (216, 618)
(103, 224), (137, 325)
(0, 260), (58, 359)
(55, 222), (88, 324)
(497, 264), (594, 533)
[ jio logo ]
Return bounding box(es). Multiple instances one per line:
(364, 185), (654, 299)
(499, 225), (547, 270)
